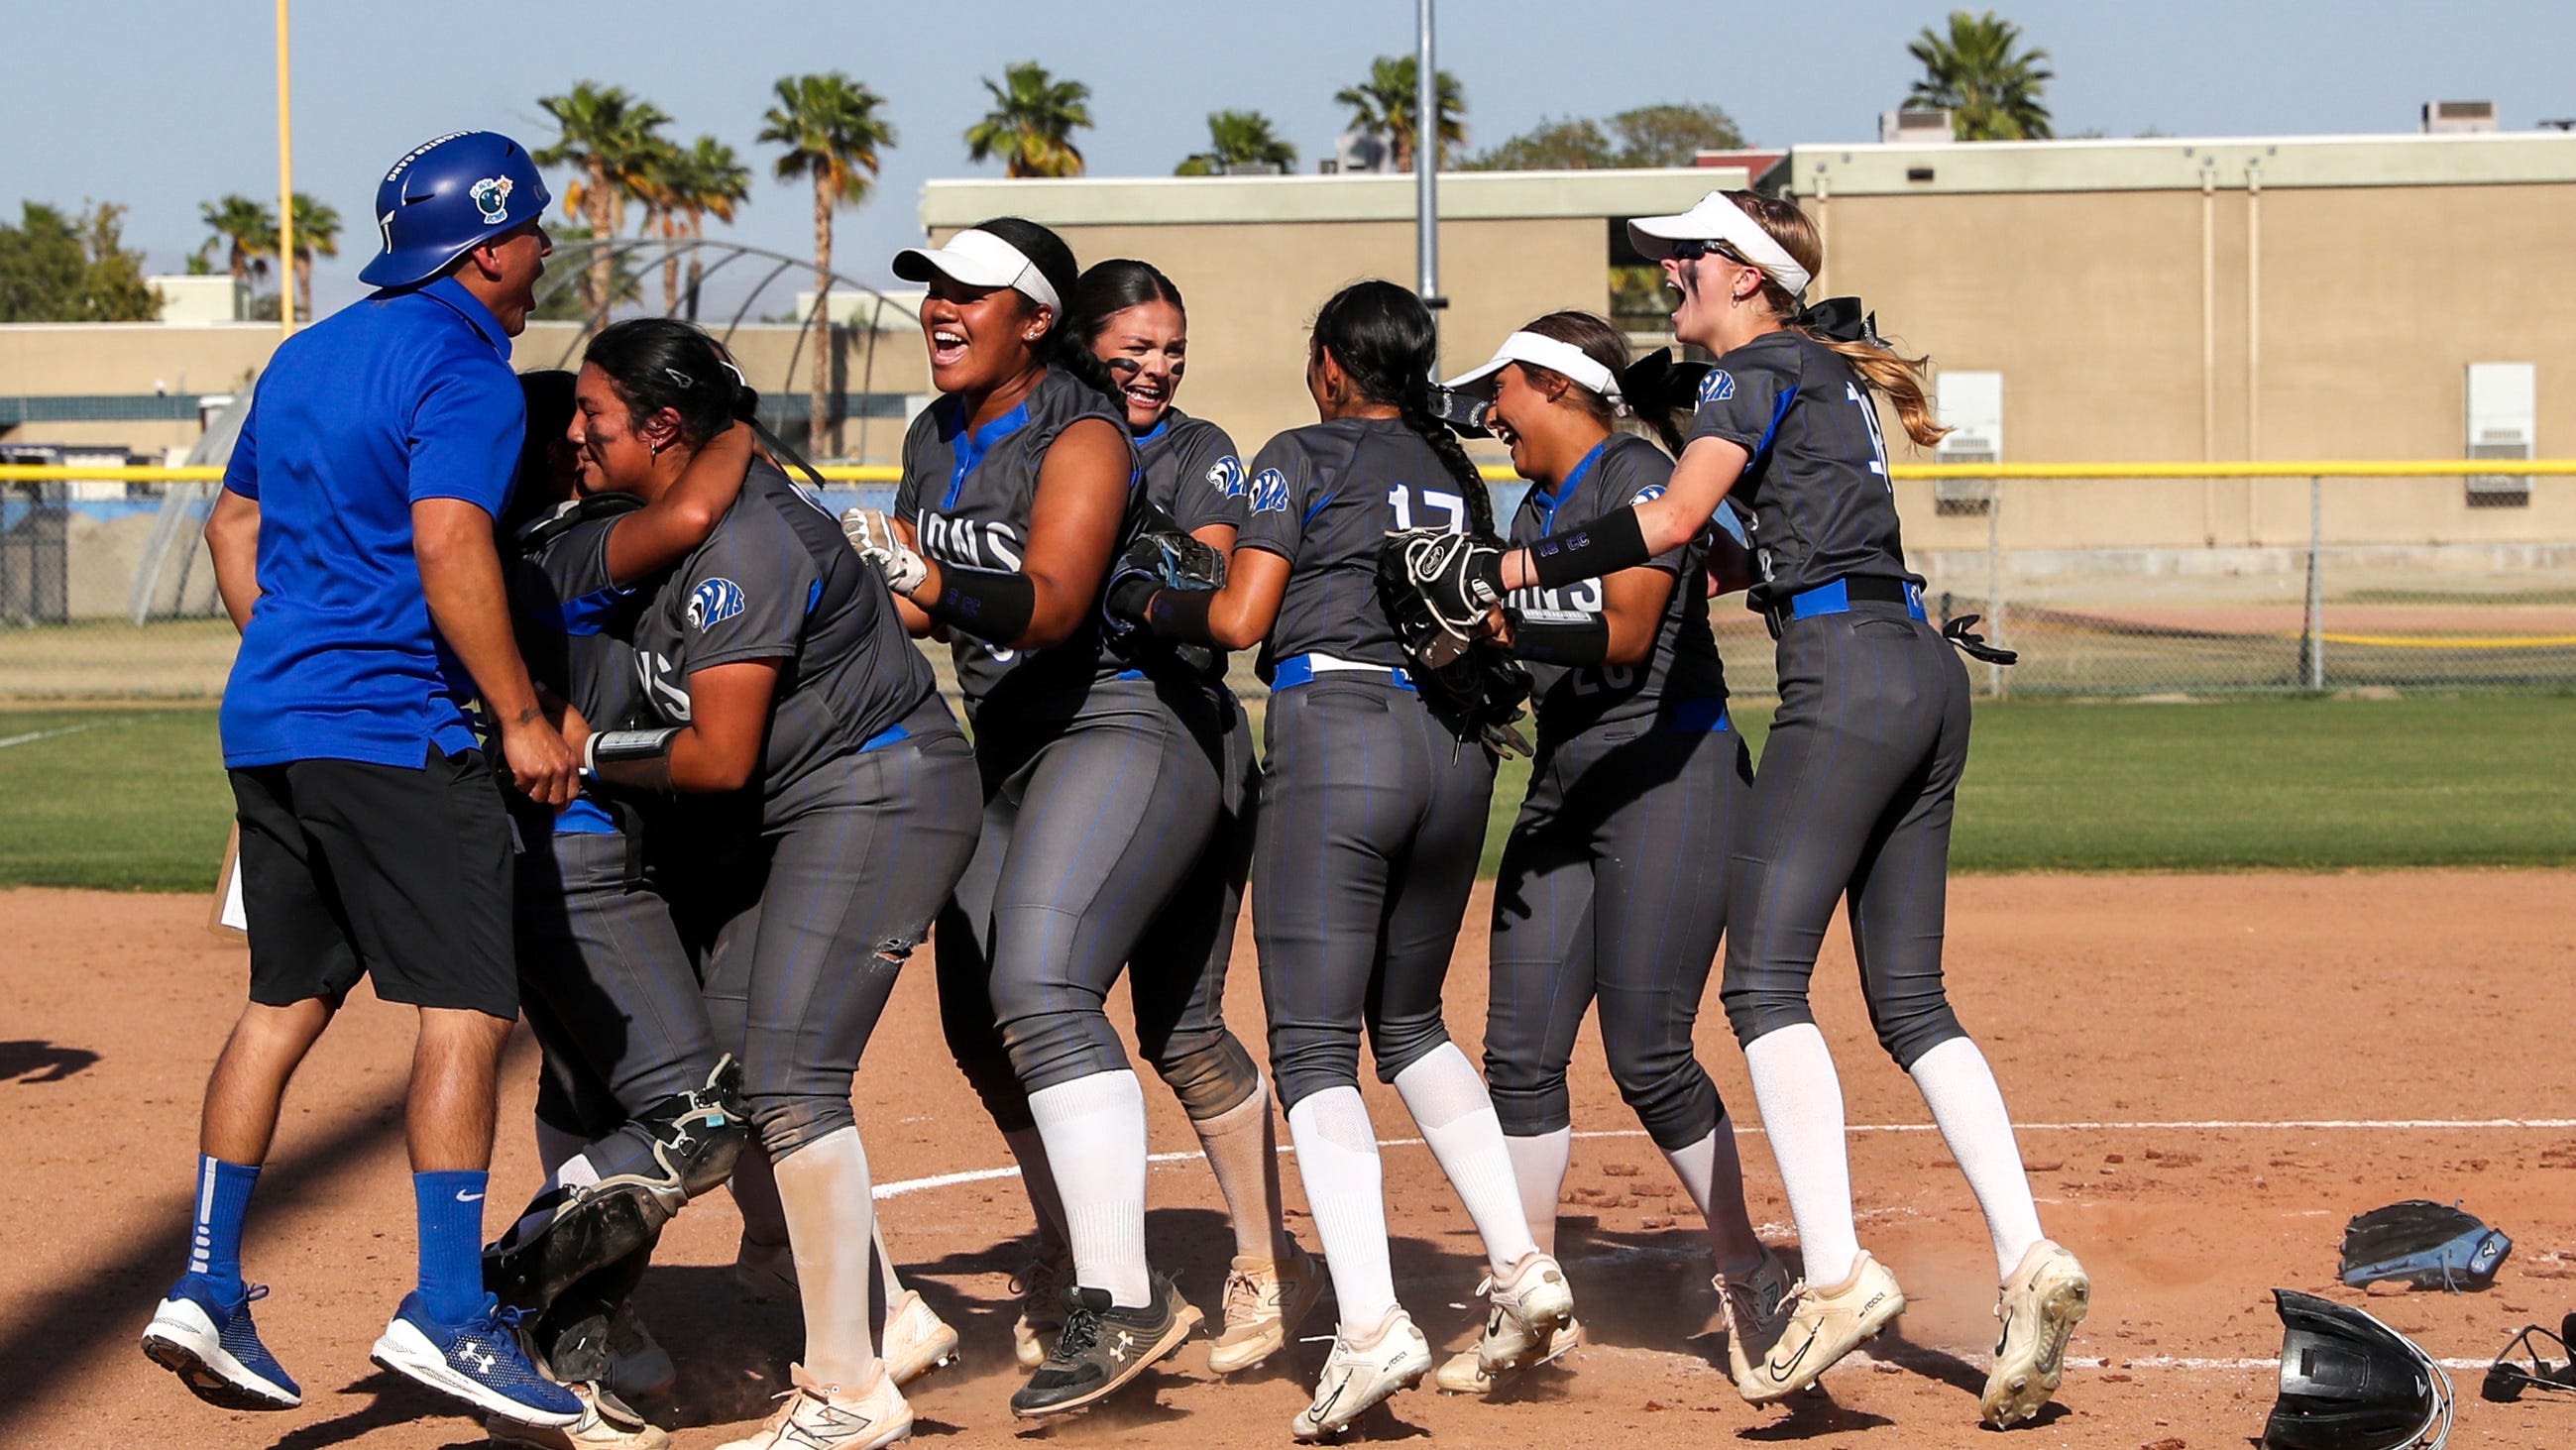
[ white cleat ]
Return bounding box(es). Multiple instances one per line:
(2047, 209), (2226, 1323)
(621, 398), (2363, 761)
(879, 1288), (961, 1388)
(1982, 1240), (2090, 1428)
(1434, 1316), (1582, 1394)
(1292, 1311), (1433, 1440)
(1475, 1250), (1576, 1372)
(713, 1363), (911, 1450)
(1743, 1251), (1906, 1404)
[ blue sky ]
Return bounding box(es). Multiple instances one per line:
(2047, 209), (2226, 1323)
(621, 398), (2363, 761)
(7, 1), (2568, 317)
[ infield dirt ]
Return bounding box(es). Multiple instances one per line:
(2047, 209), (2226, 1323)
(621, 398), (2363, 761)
(7, 871), (2573, 1448)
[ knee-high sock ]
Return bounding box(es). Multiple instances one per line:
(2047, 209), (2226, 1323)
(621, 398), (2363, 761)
(1001, 1125), (1071, 1255)
(1193, 1073), (1288, 1263)
(774, 1127), (877, 1389)
(1392, 1044), (1539, 1276)
(1907, 1037), (2045, 1280)
(730, 1143), (790, 1250)
(1741, 1023), (1858, 1286)
(872, 1216), (905, 1308)
(1286, 1086), (1397, 1334)
(1027, 1070), (1151, 1308)
(1504, 1128), (1572, 1257)
(1662, 1117), (1767, 1275)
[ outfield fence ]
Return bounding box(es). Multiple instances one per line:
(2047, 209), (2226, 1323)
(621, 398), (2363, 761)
(3, 461), (2571, 702)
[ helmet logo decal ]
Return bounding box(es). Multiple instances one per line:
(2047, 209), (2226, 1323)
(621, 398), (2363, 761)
(469, 177), (514, 226)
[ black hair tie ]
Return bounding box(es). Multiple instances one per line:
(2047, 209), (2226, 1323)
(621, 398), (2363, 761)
(1788, 296), (1884, 348)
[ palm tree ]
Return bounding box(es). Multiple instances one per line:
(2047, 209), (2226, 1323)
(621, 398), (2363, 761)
(964, 61), (1093, 178)
(1335, 55), (1466, 171)
(534, 81), (672, 317)
(627, 136), (689, 314)
(1175, 110), (1298, 175)
(673, 136), (750, 321)
(286, 193), (339, 323)
(1906, 10), (2055, 141)
(196, 195), (275, 292)
(760, 71), (897, 456)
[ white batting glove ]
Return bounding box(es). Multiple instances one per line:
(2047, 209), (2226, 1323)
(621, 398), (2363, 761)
(840, 506), (928, 597)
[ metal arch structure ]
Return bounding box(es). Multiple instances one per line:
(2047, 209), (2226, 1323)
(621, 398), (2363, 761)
(531, 236), (920, 457)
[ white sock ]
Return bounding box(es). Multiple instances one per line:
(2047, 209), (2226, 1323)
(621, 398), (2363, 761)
(508, 1149), (601, 1241)
(773, 1127), (877, 1389)
(1504, 1128), (1572, 1257)
(1742, 1024), (1859, 1286)
(1286, 1086), (1398, 1333)
(872, 1216), (904, 1314)
(533, 1120), (588, 1179)
(1027, 1070), (1152, 1308)
(1392, 1044), (1539, 1275)
(1001, 1125), (1072, 1255)
(1663, 1118), (1766, 1275)
(1908, 1037), (2047, 1280)
(1192, 1073), (1288, 1263)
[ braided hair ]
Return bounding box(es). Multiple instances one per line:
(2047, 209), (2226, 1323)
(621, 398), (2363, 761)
(1310, 279), (1497, 539)
(972, 216), (1128, 407)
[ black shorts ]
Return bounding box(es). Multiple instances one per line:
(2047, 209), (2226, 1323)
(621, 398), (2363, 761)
(228, 745), (517, 1020)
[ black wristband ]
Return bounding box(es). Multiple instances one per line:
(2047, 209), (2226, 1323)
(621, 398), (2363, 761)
(1528, 506), (1650, 591)
(1505, 608), (1611, 667)
(1104, 572), (1162, 631)
(924, 564), (1036, 644)
(1144, 588), (1218, 646)
(586, 726), (681, 772)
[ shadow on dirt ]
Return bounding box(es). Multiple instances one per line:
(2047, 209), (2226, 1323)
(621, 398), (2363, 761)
(0, 1039), (99, 1083)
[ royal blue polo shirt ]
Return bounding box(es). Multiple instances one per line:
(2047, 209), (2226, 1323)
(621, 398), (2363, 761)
(218, 277), (525, 769)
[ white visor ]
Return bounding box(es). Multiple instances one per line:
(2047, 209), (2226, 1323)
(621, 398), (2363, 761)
(1444, 332), (1626, 413)
(892, 228), (1062, 314)
(1627, 190), (1812, 297)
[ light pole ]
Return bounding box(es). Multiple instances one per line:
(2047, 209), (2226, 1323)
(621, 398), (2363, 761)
(275, 0), (294, 337)
(1414, 0), (1442, 318)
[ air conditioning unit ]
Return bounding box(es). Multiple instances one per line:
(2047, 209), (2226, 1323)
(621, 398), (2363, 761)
(2422, 100), (2498, 134)
(1933, 370), (2003, 515)
(1334, 131), (1395, 173)
(2464, 362), (2534, 506)
(1880, 107), (1955, 145)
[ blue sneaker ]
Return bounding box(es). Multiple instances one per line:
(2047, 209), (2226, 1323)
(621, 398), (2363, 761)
(369, 1290), (582, 1427)
(141, 1276), (303, 1410)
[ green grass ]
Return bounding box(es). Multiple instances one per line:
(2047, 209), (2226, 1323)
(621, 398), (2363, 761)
(2, 698), (2569, 891)
(0, 708), (235, 891)
(1479, 695), (2576, 875)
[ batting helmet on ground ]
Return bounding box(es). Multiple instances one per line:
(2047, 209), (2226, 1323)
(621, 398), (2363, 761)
(359, 130), (552, 288)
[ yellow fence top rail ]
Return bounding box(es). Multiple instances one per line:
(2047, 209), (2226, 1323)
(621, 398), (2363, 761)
(8, 460), (2576, 485)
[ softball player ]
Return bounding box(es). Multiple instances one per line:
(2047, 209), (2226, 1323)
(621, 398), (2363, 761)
(573, 318), (981, 1450)
(483, 368), (758, 1446)
(1431, 311), (1785, 1394)
(1408, 190), (2088, 1426)
(1070, 258), (1319, 1374)
(142, 130), (584, 1432)
(840, 218), (1221, 1418)
(1107, 280), (1575, 1439)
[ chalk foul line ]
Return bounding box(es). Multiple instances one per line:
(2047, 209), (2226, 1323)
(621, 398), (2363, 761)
(0, 722), (102, 751)
(872, 1115), (2576, 1200)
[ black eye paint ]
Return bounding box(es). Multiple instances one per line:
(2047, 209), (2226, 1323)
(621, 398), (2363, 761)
(1104, 356), (1142, 379)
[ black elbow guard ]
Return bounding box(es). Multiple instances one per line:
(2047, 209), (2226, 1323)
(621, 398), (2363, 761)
(1528, 507), (1649, 591)
(924, 564), (1037, 644)
(1506, 608), (1612, 667)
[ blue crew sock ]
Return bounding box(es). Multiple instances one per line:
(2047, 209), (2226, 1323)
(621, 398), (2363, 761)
(413, 1170), (491, 1325)
(186, 1155), (261, 1301)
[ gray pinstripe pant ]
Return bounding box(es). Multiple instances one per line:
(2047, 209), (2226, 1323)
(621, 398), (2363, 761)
(1254, 677), (1496, 1112)
(1486, 716), (1752, 1150)
(1720, 605), (1970, 1067)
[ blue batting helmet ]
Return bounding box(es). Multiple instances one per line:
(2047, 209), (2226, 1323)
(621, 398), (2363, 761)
(359, 131), (552, 288)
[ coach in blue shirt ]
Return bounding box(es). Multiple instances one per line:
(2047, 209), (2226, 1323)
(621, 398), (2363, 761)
(140, 131), (585, 1432)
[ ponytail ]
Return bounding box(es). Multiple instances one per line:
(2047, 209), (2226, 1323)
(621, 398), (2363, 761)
(1399, 385), (1497, 538)
(1722, 189), (1952, 451)
(1798, 332), (1949, 449)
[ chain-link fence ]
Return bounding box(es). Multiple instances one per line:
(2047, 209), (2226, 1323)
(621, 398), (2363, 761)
(3, 464), (2570, 703)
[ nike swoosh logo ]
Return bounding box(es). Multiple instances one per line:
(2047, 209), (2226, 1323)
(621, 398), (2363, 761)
(1766, 1326), (1819, 1383)
(455, 1190), (484, 1202)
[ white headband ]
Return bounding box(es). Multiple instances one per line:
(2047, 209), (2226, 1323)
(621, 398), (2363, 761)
(1626, 190), (1813, 297)
(1444, 331), (1627, 412)
(891, 228), (1062, 314)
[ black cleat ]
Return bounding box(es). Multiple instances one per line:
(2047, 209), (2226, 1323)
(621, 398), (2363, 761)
(1007, 1274), (1201, 1418)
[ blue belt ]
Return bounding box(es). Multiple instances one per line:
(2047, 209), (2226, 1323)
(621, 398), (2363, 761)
(1781, 577), (1926, 622)
(859, 723), (909, 752)
(1664, 698), (1733, 733)
(1272, 653), (1415, 692)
